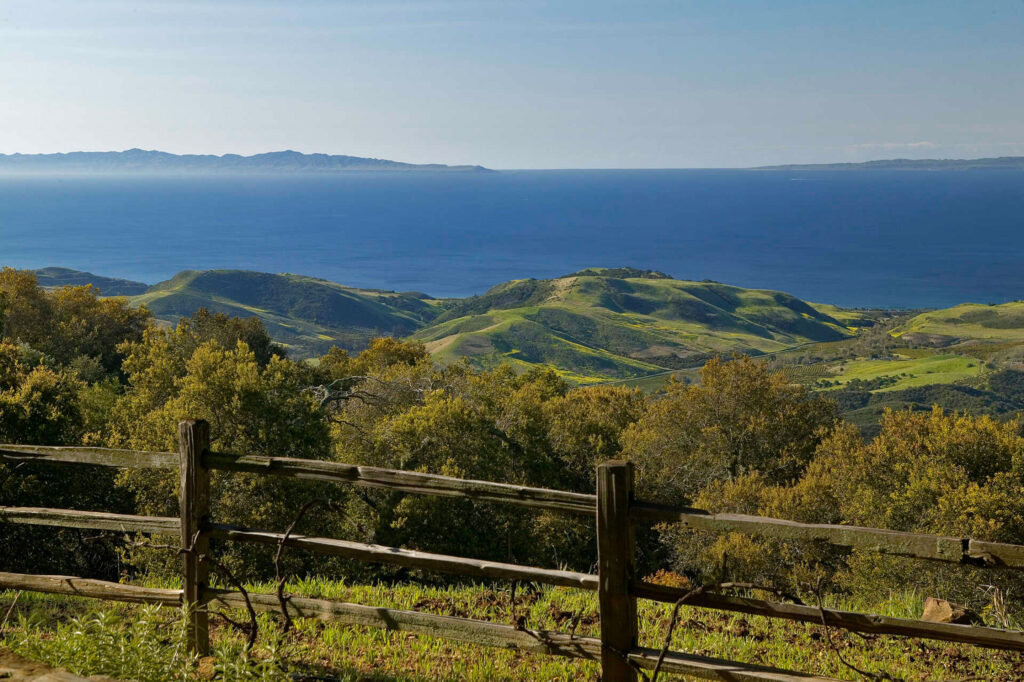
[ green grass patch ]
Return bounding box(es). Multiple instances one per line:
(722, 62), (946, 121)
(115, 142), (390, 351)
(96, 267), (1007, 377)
(818, 354), (982, 392)
(3, 581), (1019, 681)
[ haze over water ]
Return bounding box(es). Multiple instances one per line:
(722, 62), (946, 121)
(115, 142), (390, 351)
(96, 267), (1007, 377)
(1, 169), (1021, 309)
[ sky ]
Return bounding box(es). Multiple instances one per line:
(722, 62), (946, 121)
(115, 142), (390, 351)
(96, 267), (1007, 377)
(1, 0), (1023, 169)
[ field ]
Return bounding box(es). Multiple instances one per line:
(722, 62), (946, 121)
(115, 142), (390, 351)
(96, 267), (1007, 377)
(816, 353), (983, 392)
(3, 581), (1021, 681)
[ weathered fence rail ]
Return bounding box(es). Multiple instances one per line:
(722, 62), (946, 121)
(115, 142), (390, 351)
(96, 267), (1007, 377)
(4, 420), (1024, 680)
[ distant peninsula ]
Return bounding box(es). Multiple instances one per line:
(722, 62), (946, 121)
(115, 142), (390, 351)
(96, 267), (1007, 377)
(0, 149), (491, 174)
(753, 156), (1024, 171)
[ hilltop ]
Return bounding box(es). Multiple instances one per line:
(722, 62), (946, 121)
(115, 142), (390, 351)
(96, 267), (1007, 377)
(754, 156), (1024, 171)
(411, 267), (855, 382)
(0, 149), (490, 174)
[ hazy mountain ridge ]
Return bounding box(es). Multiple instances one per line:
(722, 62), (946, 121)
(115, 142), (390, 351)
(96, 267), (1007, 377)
(754, 156), (1024, 171)
(0, 149), (490, 174)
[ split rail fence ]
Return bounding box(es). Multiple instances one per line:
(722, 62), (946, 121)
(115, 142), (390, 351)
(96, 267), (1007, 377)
(4, 419), (1024, 680)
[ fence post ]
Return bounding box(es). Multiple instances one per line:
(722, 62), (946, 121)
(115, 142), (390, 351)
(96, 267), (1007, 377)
(179, 419), (211, 655)
(596, 460), (638, 682)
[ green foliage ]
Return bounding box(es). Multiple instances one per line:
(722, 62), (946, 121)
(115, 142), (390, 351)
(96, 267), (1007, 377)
(111, 322), (338, 579)
(0, 267), (150, 377)
(7, 602), (290, 681)
(9, 606), (196, 681)
(0, 342), (83, 445)
(0, 277), (144, 578)
(321, 353), (609, 572)
(761, 408), (1024, 605)
(622, 356), (839, 503)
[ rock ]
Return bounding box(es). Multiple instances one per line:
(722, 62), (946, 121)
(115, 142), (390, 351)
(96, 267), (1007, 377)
(196, 656), (217, 680)
(921, 597), (983, 625)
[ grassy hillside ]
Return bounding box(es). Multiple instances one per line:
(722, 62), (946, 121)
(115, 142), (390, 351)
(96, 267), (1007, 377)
(25, 266), (877, 381)
(412, 268), (855, 383)
(130, 270), (445, 357)
(33, 267), (150, 296)
(895, 301), (1024, 343)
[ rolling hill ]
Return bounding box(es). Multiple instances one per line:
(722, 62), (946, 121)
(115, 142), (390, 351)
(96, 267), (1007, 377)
(30, 266), (862, 378)
(411, 268), (856, 383)
(129, 270), (447, 357)
(895, 302), (1024, 344)
(34, 267), (150, 296)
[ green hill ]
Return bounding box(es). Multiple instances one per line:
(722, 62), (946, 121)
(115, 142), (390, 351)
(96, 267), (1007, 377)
(895, 302), (1024, 344)
(412, 268), (855, 383)
(130, 270), (445, 357)
(28, 266), (861, 379)
(34, 267), (150, 296)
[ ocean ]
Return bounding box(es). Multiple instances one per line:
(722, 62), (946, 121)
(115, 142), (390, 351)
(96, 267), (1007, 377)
(1, 169), (1022, 308)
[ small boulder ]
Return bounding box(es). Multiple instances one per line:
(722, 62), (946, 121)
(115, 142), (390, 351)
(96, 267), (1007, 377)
(921, 597), (983, 625)
(196, 657), (217, 680)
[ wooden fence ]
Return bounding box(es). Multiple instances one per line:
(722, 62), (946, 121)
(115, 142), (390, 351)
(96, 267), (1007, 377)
(4, 419), (1024, 680)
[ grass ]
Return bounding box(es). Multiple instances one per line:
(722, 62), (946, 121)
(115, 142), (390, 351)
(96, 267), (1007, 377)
(896, 302), (1024, 342)
(816, 353), (983, 393)
(4, 580), (1022, 681)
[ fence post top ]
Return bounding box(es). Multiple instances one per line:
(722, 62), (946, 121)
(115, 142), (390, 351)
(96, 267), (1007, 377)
(598, 459), (632, 470)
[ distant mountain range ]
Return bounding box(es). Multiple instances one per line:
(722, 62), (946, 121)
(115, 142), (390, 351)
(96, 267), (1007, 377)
(754, 156), (1024, 171)
(0, 149), (490, 174)
(4, 150), (1020, 174)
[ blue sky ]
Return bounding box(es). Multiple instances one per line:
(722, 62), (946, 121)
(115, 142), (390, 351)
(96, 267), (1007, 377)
(1, 0), (1022, 168)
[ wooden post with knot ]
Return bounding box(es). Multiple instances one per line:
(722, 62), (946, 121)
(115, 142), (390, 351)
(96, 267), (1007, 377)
(179, 419), (211, 655)
(596, 460), (638, 681)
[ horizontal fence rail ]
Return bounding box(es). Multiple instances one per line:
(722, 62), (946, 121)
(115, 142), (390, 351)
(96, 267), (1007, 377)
(207, 523), (599, 590)
(0, 444), (177, 469)
(0, 571), (182, 606)
(205, 589), (841, 682)
(633, 502), (1024, 568)
(4, 421), (1024, 680)
(205, 451), (597, 515)
(633, 581), (1024, 651)
(0, 506), (179, 534)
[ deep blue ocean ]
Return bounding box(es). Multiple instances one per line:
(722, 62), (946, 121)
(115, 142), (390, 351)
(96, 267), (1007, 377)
(1, 169), (1022, 308)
